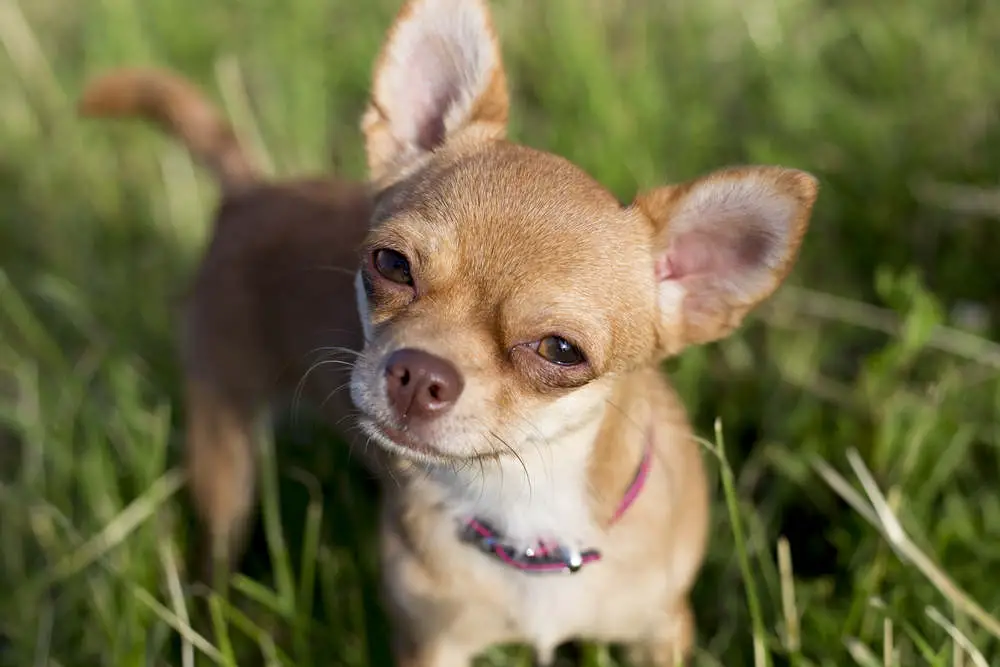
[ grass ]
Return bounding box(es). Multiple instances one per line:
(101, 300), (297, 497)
(2, 0), (1000, 664)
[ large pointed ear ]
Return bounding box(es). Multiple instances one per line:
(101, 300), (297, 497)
(634, 166), (819, 356)
(362, 0), (509, 186)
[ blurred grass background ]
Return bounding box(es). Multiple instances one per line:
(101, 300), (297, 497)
(2, 0), (1000, 665)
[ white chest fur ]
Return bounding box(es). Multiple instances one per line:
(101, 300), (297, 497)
(428, 382), (610, 551)
(422, 393), (620, 660)
(392, 379), (667, 661)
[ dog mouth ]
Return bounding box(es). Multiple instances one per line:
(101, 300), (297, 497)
(359, 417), (446, 460)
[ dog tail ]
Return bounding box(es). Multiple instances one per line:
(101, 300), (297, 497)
(78, 67), (260, 193)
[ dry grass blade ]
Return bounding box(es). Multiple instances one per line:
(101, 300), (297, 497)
(132, 585), (225, 664)
(844, 638), (882, 667)
(911, 178), (1000, 218)
(28, 469), (185, 590)
(160, 145), (208, 248)
(925, 606), (989, 667)
(0, 0), (64, 112)
(158, 533), (194, 667)
(767, 286), (1000, 370)
(813, 451), (1000, 644)
(777, 536), (800, 655)
(214, 55), (276, 177)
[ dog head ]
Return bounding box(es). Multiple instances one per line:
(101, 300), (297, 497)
(349, 0), (818, 464)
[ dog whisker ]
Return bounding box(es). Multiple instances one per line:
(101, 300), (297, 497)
(292, 355), (355, 423)
(490, 430), (531, 499)
(602, 398), (644, 438)
(306, 344), (364, 360)
(303, 264), (359, 278)
(480, 403), (550, 490)
(318, 379), (357, 412)
(335, 410), (360, 428)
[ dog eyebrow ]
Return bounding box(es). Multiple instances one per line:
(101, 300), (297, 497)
(371, 183), (408, 223)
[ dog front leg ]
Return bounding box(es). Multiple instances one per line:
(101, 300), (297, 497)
(623, 597), (695, 667)
(391, 636), (479, 667)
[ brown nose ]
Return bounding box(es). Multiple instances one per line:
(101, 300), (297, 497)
(384, 348), (464, 422)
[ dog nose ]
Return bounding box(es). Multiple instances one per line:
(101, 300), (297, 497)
(384, 348), (464, 422)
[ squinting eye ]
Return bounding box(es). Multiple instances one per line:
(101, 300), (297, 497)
(536, 336), (585, 366)
(373, 248), (413, 286)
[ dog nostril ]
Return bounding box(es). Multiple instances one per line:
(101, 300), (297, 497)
(384, 348), (464, 418)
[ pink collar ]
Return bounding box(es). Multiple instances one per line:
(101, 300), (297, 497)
(458, 436), (654, 575)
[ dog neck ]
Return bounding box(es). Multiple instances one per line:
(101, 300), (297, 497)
(416, 377), (649, 553)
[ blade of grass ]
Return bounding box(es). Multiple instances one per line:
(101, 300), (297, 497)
(814, 452), (1000, 643)
(867, 597), (938, 663)
(777, 536), (801, 662)
(698, 419), (772, 667)
(132, 586), (225, 665)
(157, 533), (193, 667)
(31, 598), (53, 667)
(206, 590), (238, 667)
(22, 468), (184, 595)
(289, 467), (323, 664)
(212, 592), (296, 667)
(924, 606), (988, 667)
(0, 270), (66, 369)
(844, 637), (882, 667)
(214, 55), (275, 177)
(230, 574), (285, 616)
(256, 418), (296, 616)
(768, 285), (1000, 370)
(883, 615), (894, 667)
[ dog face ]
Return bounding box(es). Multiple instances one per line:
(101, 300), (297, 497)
(349, 0), (817, 463)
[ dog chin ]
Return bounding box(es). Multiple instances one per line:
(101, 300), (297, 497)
(358, 416), (454, 463)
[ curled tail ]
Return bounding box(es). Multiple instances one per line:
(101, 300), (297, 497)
(79, 67), (260, 193)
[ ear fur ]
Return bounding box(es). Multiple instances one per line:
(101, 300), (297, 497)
(362, 0), (509, 186)
(634, 166), (818, 355)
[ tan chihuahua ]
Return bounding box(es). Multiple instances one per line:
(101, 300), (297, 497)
(351, 0), (816, 664)
(80, 0), (818, 663)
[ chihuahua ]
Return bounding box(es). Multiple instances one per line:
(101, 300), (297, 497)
(79, 0), (818, 664)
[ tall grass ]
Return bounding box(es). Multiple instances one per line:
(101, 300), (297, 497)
(1, 0), (999, 665)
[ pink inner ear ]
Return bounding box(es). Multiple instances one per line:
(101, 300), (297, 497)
(654, 231), (731, 283)
(388, 40), (460, 151)
(655, 226), (774, 284)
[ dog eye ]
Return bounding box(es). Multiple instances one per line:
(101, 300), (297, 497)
(373, 249), (413, 286)
(536, 336), (585, 366)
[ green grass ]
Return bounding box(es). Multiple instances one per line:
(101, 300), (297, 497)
(2, 0), (1000, 665)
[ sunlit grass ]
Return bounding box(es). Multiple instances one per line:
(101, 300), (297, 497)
(2, 0), (999, 665)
